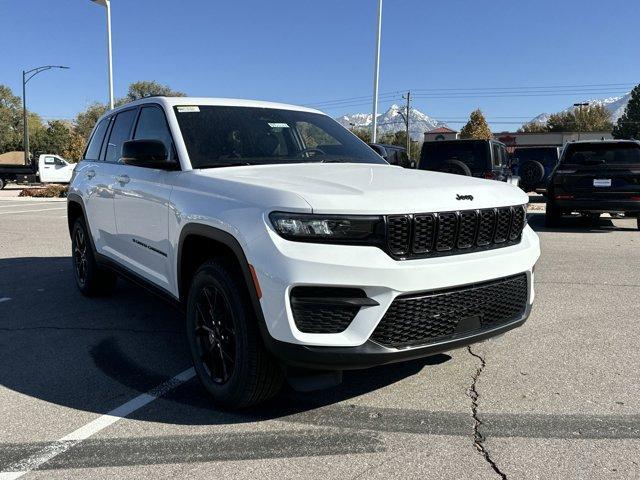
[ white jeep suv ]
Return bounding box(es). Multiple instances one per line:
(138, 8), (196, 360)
(68, 97), (540, 407)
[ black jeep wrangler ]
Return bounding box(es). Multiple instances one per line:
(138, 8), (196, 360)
(418, 139), (513, 182)
(546, 140), (640, 229)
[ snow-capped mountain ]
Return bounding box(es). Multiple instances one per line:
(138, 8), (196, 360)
(526, 92), (632, 127)
(336, 104), (447, 141)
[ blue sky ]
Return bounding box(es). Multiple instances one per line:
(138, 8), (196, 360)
(1, 0), (638, 130)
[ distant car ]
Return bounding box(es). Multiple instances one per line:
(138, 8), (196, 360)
(418, 139), (518, 185)
(0, 154), (76, 189)
(546, 140), (640, 229)
(512, 146), (561, 193)
(369, 143), (413, 168)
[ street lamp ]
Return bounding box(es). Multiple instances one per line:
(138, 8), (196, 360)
(573, 102), (589, 138)
(371, 0), (382, 143)
(22, 65), (70, 165)
(90, 0), (114, 110)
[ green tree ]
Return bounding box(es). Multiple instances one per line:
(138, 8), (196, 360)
(126, 81), (186, 101)
(518, 122), (550, 133)
(351, 128), (372, 143)
(32, 120), (74, 157)
(74, 102), (108, 140)
(547, 104), (612, 132)
(459, 109), (492, 139)
(0, 84), (23, 153)
(613, 85), (640, 139)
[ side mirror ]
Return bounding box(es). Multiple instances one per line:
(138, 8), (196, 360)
(368, 143), (388, 160)
(121, 140), (176, 169)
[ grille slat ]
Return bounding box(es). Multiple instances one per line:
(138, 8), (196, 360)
(371, 273), (529, 348)
(385, 204), (526, 259)
(436, 213), (458, 251)
(387, 215), (411, 255)
(412, 214), (436, 253)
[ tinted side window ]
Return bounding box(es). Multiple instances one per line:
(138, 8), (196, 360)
(105, 109), (137, 163)
(134, 106), (174, 155)
(84, 118), (109, 161)
(491, 143), (502, 167)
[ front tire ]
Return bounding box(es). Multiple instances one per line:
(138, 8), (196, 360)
(71, 217), (117, 296)
(0, 177), (5, 190)
(186, 260), (283, 408)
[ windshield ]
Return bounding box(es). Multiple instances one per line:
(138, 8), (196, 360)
(173, 105), (386, 168)
(420, 141), (490, 172)
(562, 143), (640, 166)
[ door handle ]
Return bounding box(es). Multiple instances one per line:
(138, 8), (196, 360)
(86, 170), (96, 179)
(116, 174), (130, 184)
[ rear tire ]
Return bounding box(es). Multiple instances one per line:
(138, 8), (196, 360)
(637, 218), (640, 231)
(545, 199), (563, 227)
(186, 260), (283, 409)
(439, 160), (472, 177)
(71, 217), (117, 296)
(519, 161), (545, 192)
(0, 178), (5, 190)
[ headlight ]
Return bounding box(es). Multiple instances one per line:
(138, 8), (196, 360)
(269, 212), (384, 244)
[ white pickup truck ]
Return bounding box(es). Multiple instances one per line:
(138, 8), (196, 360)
(0, 154), (76, 189)
(68, 97), (540, 408)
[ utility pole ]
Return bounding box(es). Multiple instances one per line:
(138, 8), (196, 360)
(403, 90), (411, 154)
(371, 0), (383, 143)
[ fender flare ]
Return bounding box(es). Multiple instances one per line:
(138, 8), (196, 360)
(177, 223), (268, 330)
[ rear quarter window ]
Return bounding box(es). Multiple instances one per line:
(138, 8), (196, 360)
(83, 118), (110, 161)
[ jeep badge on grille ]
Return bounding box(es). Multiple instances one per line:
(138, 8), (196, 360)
(456, 194), (474, 201)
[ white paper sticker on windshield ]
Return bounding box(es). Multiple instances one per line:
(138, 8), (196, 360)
(177, 106), (200, 113)
(268, 122), (290, 128)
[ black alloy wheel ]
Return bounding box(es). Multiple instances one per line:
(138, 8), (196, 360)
(193, 285), (237, 384)
(73, 226), (89, 288)
(186, 260), (283, 408)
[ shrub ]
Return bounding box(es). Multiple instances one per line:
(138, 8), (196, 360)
(19, 184), (68, 198)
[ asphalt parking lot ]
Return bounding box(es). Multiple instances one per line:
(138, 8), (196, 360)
(1, 197), (639, 479)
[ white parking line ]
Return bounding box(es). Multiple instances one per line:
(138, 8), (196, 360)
(0, 368), (195, 479)
(0, 203), (51, 209)
(0, 207), (66, 215)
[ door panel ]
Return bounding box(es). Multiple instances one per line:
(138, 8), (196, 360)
(111, 105), (176, 291)
(112, 167), (173, 289)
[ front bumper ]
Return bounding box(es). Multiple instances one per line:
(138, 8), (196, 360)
(250, 220), (540, 349)
(264, 303), (531, 370)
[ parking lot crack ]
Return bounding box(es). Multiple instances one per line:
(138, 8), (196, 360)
(467, 346), (508, 480)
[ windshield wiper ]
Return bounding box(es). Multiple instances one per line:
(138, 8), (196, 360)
(201, 162), (254, 169)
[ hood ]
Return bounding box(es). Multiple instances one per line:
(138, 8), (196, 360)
(197, 163), (528, 214)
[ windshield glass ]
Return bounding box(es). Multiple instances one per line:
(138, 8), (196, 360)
(419, 141), (489, 172)
(173, 105), (386, 168)
(562, 143), (640, 166)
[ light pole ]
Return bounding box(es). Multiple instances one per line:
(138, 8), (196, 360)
(90, 0), (114, 110)
(371, 0), (382, 143)
(22, 65), (70, 165)
(573, 102), (589, 139)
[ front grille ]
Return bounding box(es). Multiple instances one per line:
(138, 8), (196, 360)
(386, 205), (527, 259)
(370, 273), (528, 348)
(290, 287), (365, 334)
